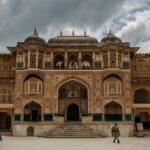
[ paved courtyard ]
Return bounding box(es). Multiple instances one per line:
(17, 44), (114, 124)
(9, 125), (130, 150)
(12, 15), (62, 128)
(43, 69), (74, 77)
(0, 136), (150, 150)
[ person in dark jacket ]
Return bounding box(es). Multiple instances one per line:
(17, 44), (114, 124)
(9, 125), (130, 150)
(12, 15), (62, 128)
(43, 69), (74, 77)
(111, 123), (120, 143)
(0, 131), (2, 142)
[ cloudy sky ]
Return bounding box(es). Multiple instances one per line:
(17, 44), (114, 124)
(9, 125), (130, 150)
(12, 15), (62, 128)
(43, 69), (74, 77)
(0, 0), (150, 53)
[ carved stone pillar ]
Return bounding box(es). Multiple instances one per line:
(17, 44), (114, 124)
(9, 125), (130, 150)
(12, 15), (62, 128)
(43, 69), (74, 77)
(64, 52), (68, 69)
(116, 50), (119, 68)
(108, 50), (110, 68)
(36, 50), (38, 68)
(78, 52), (82, 69)
(28, 50), (30, 68)
(51, 52), (54, 68)
(92, 52), (95, 69)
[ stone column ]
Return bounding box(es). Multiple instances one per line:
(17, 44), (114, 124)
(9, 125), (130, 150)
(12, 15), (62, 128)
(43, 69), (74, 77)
(36, 50), (38, 68)
(100, 52), (103, 69)
(21, 110), (24, 122)
(51, 52), (54, 69)
(78, 52), (82, 69)
(108, 50), (110, 68)
(64, 51), (68, 69)
(11, 108), (13, 130)
(28, 50), (30, 68)
(116, 49), (119, 68)
(122, 107), (125, 121)
(121, 51), (123, 68)
(92, 52), (95, 69)
(23, 51), (25, 69)
(41, 109), (44, 122)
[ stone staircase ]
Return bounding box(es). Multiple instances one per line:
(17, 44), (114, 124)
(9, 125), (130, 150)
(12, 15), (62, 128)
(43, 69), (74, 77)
(39, 123), (103, 138)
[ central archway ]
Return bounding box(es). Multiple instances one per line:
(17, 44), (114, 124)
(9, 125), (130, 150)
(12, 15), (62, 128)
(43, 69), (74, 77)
(67, 104), (79, 121)
(58, 80), (88, 121)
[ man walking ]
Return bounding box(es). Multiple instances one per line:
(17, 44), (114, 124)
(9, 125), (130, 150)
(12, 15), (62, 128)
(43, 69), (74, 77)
(111, 123), (120, 143)
(0, 131), (2, 142)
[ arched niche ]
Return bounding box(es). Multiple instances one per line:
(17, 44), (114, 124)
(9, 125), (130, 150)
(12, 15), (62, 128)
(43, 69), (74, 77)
(134, 89), (150, 103)
(104, 101), (122, 121)
(26, 126), (34, 136)
(81, 54), (92, 69)
(24, 75), (43, 94)
(54, 54), (64, 69)
(68, 54), (78, 69)
(24, 101), (41, 122)
(103, 74), (122, 96)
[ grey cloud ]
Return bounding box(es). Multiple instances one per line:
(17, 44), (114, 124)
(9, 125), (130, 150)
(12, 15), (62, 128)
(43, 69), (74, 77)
(0, 0), (124, 49)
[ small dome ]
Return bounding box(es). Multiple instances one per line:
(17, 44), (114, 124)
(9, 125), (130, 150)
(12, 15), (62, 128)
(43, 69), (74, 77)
(24, 29), (45, 44)
(48, 36), (98, 44)
(101, 30), (122, 43)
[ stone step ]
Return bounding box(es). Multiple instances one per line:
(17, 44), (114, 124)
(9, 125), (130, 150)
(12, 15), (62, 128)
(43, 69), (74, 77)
(39, 124), (103, 138)
(47, 132), (97, 135)
(41, 135), (100, 138)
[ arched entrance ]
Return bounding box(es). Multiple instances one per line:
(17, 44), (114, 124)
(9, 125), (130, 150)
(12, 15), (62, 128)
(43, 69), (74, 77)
(58, 80), (88, 121)
(104, 101), (122, 121)
(24, 101), (41, 122)
(27, 126), (34, 136)
(67, 104), (79, 121)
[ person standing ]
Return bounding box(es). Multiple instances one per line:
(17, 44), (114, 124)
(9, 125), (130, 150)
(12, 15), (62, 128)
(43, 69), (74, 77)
(0, 131), (2, 142)
(111, 123), (120, 143)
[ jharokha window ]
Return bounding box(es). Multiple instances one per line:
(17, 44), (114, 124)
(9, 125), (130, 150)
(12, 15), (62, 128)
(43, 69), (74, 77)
(24, 78), (42, 94)
(103, 76), (122, 96)
(0, 89), (12, 103)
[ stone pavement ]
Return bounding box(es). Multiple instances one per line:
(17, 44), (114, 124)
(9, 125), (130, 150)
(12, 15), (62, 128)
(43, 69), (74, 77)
(0, 137), (150, 150)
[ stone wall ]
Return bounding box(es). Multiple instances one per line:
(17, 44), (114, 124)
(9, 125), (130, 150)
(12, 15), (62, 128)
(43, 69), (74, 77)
(13, 122), (133, 137)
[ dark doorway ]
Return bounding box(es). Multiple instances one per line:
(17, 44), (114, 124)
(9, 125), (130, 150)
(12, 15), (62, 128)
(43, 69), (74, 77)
(67, 104), (79, 121)
(135, 113), (150, 130)
(32, 110), (38, 121)
(135, 116), (141, 131)
(0, 112), (11, 130)
(27, 126), (34, 136)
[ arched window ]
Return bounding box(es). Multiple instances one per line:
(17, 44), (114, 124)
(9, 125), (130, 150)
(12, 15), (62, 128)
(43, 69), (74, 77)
(134, 89), (150, 103)
(68, 54), (78, 69)
(30, 50), (37, 68)
(24, 77), (42, 94)
(0, 89), (12, 103)
(103, 75), (122, 96)
(54, 54), (64, 69)
(105, 101), (122, 121)
(81, 54), (92, 69)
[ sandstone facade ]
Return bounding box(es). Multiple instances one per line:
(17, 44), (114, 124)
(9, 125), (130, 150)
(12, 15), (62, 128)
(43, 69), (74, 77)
(0, 30), (149, 136)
